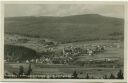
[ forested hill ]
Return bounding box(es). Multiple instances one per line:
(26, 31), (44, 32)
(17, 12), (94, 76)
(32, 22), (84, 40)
(5, 14), (124, 42)
(4, 45), (40, 62)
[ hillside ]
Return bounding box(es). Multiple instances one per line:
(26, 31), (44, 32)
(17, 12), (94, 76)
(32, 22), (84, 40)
(4, 14), (124, 42)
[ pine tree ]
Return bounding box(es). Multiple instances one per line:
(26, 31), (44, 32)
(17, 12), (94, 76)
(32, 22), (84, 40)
(103, 75), (108, 79)
(117, 69), (124, 79)
(109, 73), (115, 79)
(27, 63), (32, 75)
(86, 73), (89, 79)
(91, 76), (94, 79)
(72, 71), (78, 79)
(18, 66), (24, 77)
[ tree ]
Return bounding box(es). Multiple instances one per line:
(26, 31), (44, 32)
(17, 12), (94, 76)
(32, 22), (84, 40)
(18, 66), (24, 77)
(72, 71), (78, 79)
(86, 73), (89, 79)
(109, 73), (115, 79)
(103, 75), (108, 79)
(27, 63), (32, 75)
(4, 73), (9, 78)
(117, 69), (124, 79)
(91, 76), (94, 79)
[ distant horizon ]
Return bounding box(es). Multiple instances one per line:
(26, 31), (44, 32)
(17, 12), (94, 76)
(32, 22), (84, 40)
(4, 13), (124, 19)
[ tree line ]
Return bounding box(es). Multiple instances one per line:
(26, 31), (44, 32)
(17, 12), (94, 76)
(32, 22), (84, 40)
(5, 65), (123, 79)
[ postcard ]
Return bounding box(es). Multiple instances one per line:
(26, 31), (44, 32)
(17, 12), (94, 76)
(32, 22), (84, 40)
(0, 1), (127, 82)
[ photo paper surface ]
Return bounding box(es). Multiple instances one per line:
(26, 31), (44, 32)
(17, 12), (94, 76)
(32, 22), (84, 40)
(0, 1), (127, 82)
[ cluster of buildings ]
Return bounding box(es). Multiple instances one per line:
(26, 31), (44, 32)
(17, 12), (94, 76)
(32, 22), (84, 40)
(5, 33), (120, 66)
(23, 45), (107, 65)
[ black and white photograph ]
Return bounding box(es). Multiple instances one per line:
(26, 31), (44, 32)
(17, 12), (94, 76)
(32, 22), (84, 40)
(3, 1), (126, 80)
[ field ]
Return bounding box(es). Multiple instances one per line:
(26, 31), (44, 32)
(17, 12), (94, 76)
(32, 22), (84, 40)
(5, 63), (123, 79)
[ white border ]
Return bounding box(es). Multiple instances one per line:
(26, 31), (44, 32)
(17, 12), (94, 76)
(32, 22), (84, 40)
(0, 1), (128, 82)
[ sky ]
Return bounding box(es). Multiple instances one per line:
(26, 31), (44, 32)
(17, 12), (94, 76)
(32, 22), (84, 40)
(4, 4), (124, 18)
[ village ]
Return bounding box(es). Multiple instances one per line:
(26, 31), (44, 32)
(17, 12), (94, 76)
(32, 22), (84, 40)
(23, 45), (118, 65)
(4, 33), (122, 67)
